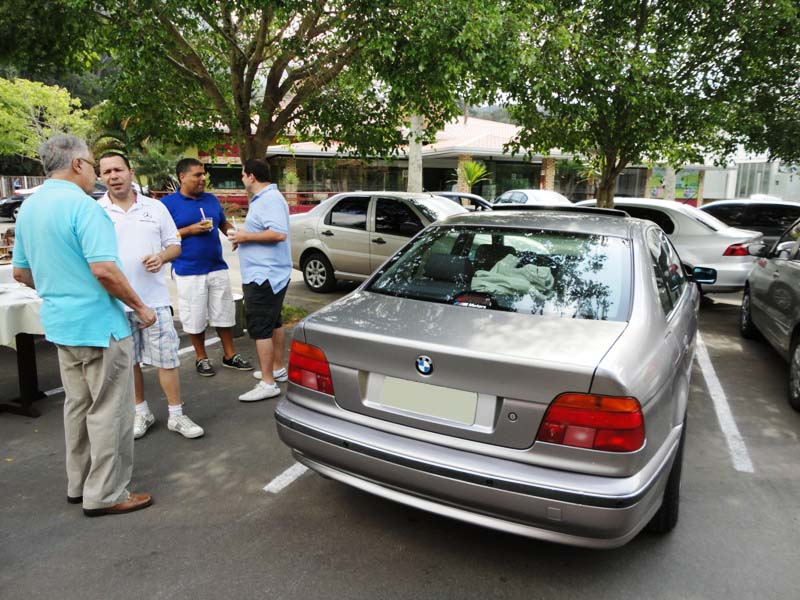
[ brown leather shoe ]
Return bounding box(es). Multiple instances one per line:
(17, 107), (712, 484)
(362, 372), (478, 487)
(83, 492), (152, 517)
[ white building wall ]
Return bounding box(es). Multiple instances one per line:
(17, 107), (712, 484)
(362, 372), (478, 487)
(701, 169), (732, 200)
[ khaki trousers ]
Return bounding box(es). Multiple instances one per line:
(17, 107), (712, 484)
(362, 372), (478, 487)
(56, 336), (134, 509)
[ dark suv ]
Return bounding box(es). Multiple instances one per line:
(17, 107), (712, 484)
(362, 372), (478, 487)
(700, 199), (800, 246)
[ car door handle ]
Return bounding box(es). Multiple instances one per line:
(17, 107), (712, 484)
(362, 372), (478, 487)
(773, 272), (781, 279)
(321, 230), (334, 237)
(372, 237), (387, 245)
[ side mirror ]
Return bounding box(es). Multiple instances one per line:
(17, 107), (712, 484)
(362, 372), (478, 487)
(747, 243), (768, 257)
(774, 241), (795, 259)
(692, 266), (717, 284)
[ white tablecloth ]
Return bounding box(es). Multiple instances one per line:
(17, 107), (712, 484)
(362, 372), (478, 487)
(0, 263), (14, 284)
(0, 283), (44, 348)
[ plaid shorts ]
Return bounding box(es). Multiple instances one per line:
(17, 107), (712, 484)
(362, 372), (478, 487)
(127, 306), (181, 368)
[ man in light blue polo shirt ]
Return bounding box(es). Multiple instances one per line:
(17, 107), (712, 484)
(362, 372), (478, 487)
(12, 134), (156, 517)
(228, 158), (291, 402)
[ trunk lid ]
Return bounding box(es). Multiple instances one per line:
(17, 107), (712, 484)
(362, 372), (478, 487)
(300, 291), (627, 448)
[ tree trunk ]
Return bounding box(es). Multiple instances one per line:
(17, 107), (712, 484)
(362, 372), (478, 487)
(407, 114), (423, 193)
(664, 165), (676, 201)
(596, 174), (618, 208)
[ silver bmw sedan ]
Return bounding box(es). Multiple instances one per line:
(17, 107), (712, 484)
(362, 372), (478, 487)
(275, 207), (715, 548)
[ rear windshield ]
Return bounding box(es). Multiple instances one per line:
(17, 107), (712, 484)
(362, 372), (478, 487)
(688, 206), (725, 231)
(367, 226), (632, 321)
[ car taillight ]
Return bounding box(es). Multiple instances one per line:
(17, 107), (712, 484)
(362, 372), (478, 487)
(288, 340), (334, 395)
(536, 393), (645, 452)
(723, 243), (749, 256)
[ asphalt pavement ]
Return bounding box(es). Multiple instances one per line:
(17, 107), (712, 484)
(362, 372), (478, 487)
(2, 220), (800, 599)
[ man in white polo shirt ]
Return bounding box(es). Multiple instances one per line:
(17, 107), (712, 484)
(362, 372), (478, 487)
(98, 153), (204, 440)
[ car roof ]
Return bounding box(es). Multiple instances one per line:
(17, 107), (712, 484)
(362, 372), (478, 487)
(430, 191), (486, 200)
(439, 207), (638, 237)
(582, 197), (701, 216)
(700, 199), (800, 208)
(332, 191), (447, 201)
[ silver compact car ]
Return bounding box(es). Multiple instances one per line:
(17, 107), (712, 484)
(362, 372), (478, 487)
(741, 218), (800, 411)
(291, 192), (467, 292)
(276, 206), (716, 548)
(579, 198), (762, 292)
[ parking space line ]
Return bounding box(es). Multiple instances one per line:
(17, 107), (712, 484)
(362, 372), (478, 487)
(263, 462), (309, 494)
(696, 333), (755, 473)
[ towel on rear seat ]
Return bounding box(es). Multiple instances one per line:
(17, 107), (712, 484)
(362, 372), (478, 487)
(472, 254), (555, 298)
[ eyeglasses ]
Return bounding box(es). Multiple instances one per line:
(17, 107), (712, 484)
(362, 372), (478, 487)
(76, 156), (98, 176)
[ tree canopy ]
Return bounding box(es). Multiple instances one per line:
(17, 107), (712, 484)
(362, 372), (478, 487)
(0, 77), (93, 158)
(87, 0), (506, 161)
(501, 0), (800, 206)
(2, 0), (798, 179)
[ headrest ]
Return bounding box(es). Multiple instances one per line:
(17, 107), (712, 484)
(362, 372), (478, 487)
(475, 244), (517, 263)
(424, 254), (474, 283)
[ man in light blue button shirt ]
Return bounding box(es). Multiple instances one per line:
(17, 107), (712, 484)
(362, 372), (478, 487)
(13, 135), (156, 516)
(228, 158), (291, 402)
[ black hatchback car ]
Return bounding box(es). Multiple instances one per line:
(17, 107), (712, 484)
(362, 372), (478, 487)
(0, 182), (108, 221)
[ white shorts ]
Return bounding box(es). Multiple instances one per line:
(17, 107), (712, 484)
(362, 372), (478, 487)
(175, 270), (236, 334)
(127, 307), (180, 368)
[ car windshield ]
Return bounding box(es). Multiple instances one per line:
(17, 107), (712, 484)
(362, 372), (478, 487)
(367, 225), (632, 321)
(407, 197), (463, 222)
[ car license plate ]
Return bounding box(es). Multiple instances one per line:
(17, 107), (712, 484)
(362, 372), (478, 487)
(378, 377), (478, 425)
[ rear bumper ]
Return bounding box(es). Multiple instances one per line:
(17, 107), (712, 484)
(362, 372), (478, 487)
(275, 399), (679, 549)
(699, 259), (754, 292)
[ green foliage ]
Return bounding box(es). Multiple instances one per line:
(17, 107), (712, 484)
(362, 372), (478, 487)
(454, 161), (491, 189)
(0, 0), (105, 77)
(56, 1), (512, 162)
(283, 171), (300, 187)
(281, 303), (309, 326)
(720, 2), (800, 163)
(502, 0), (800, 206)
(129, 142), (180, 192)
(0, 77), (93, 158)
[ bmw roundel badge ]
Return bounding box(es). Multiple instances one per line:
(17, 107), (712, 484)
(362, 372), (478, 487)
(416, 355), (433, 375)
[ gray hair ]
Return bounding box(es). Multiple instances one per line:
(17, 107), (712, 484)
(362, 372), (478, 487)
(38, 134), (90, 175)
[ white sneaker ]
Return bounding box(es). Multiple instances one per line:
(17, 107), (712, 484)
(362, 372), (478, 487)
(253, 368), (288, 382)
(238, 381), (281, 402)
(167, 414), (205, 439)
(133, 412), (155, 439)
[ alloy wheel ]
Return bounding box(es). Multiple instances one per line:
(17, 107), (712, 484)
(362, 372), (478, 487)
(305, 259), (328, 289)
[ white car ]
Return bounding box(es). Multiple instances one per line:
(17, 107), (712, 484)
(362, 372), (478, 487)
(291, 192), (468, 292)
(577, 198), (762, 292)
(493, 189), (572, 206)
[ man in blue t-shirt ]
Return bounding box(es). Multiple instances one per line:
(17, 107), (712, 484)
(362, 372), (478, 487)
(228, 159), (291, 402)
(161, 158), (252, 377)
(12, 134), (156, 517)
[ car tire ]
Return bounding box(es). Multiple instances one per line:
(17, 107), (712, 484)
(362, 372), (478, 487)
(787, 341), (800, 412)
(739, 287), (758, 339)
(302, 252), (336, 293)
(647, 417), (686, 535)
(12, 205), (20, 222)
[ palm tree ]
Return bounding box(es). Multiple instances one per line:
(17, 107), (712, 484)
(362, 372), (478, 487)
(453, 160), (491, 192)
